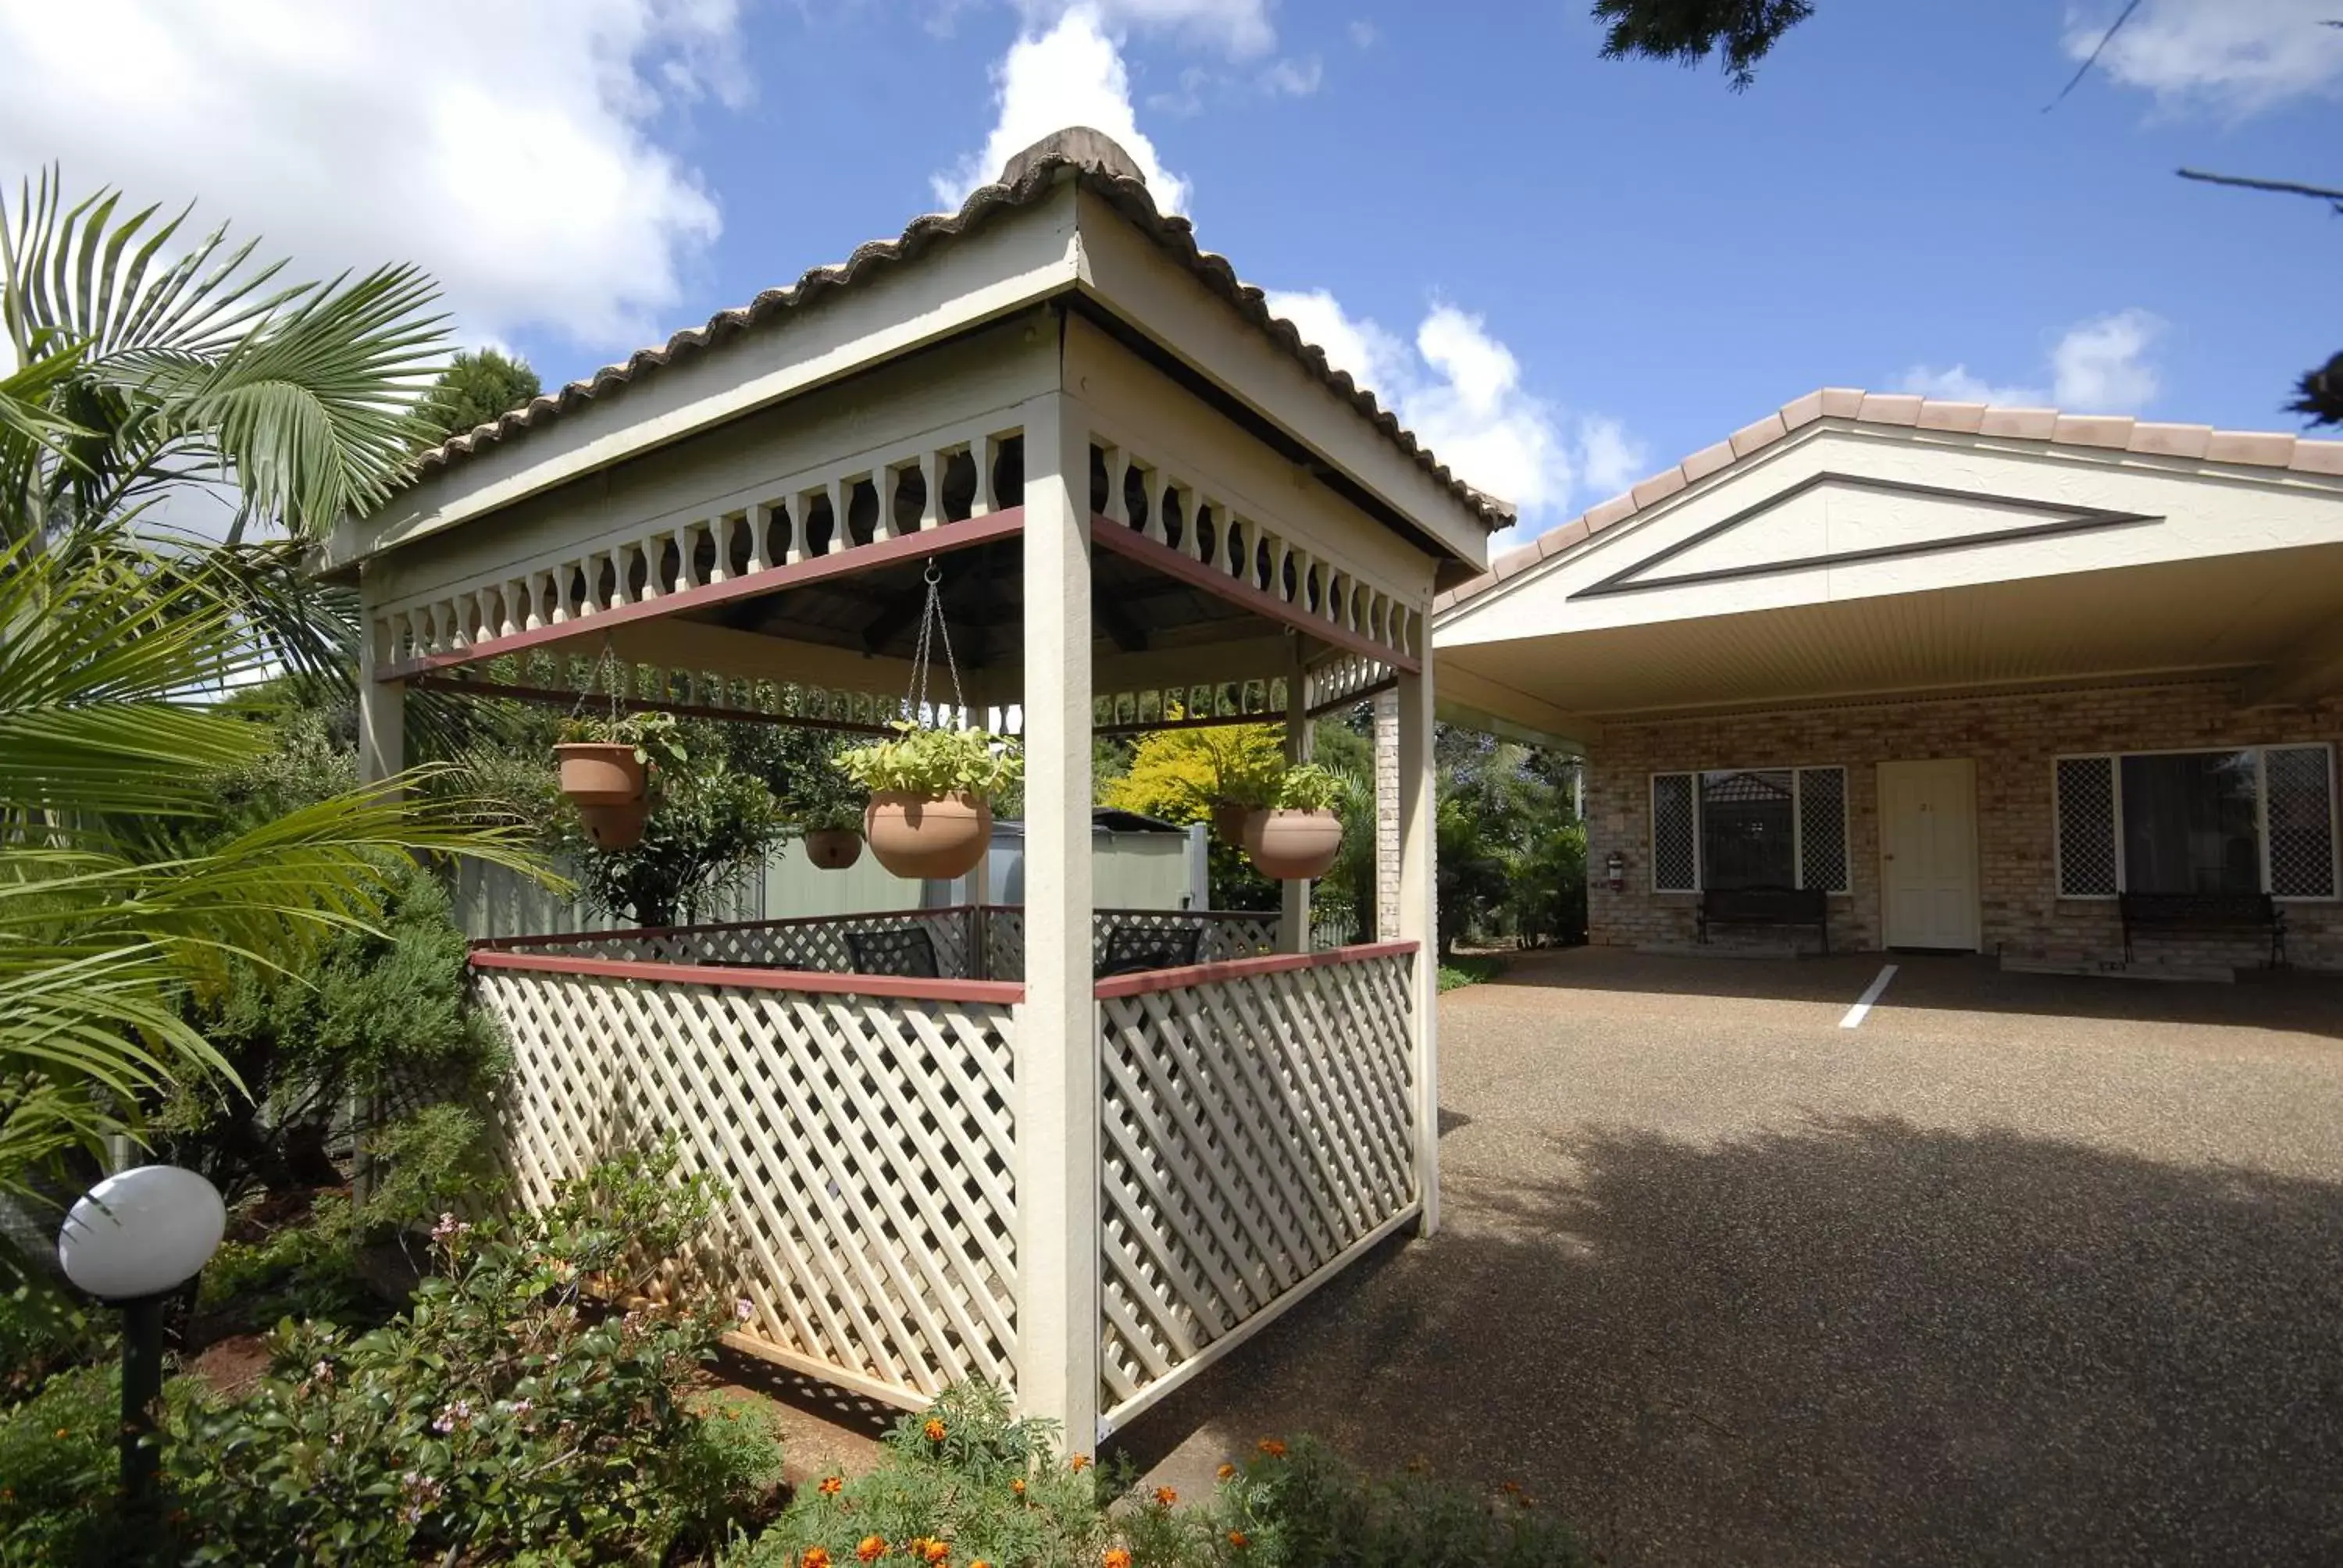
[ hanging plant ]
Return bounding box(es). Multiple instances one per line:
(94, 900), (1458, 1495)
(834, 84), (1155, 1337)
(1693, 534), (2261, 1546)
(1243, 761), (1345, 882)
(838, 722), (1022, 880)
(554, 711), (686, 852)
(831, 558), (1021, 881)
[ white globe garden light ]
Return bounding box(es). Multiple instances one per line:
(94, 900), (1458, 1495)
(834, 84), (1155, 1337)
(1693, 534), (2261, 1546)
(57, 1164), (226, 1300)
(56, 1164), (226, 1508)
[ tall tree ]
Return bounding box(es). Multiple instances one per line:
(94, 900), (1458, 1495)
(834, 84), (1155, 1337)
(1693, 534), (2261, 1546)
(416, 347), (542, 447)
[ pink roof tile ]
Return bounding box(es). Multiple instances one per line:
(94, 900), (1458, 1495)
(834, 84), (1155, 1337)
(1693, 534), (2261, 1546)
(2206, 431), (2297, 466)
(1729, 414), (1789, 456)
(2127, 422), (2213, 459)
(1915, 401), (1988, 433)
(1630, 467), (1689, 508)
(2053, 415), (2134, 450)
(1857, 393), (1924, 426)
(1978, 406), (2058, 440)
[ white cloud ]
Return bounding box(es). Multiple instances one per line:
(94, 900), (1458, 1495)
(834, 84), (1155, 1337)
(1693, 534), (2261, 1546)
(934, 7), (1193, 212)
(1260, 56), (1325, 97)
(0, 1), (739, 351)
(1347, 20), (1379, 48)
(1892, 308), (2166, 415)
(1015, 0), (1275, 58)
(1896, 364), (2049, 406)
(1266, 289), (1605, 525)
(1575, 415), (1648, 497)
(2050, 308), (2165, 411)
(2063, 0), (2343, 116)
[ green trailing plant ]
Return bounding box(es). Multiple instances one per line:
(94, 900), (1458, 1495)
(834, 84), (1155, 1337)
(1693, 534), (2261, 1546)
(558, 708), (690, 772)
(730, 725), (867, 834)
(838, 722), (1022, 803)
(1272, 763), (1344, 814)
(0, 1361), (130, 1564)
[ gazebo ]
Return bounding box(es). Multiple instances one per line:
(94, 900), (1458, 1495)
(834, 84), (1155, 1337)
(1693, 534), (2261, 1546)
(321, 128), (1499, 1448)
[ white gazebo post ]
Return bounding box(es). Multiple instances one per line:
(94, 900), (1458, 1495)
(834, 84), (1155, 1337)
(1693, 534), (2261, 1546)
(1014, 390), (1100, 1449)
(357, 577), (404, 792)
(1279, 631), (1311, 953)
(1374, 688), (1401, 942)
(1396, 655), (1439, 1235)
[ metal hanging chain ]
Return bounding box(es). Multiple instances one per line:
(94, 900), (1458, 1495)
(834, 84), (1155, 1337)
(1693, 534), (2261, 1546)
(904, 558), (966, 726)
(569, 637), (625, 725)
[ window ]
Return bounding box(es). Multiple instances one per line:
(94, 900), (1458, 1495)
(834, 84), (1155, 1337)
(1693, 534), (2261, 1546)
(2055, 745), (2338, 900)
(1649, 767), (1849, 893)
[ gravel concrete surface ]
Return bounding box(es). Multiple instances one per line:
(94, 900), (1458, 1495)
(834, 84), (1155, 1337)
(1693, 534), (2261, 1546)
(1118, 949), (2343, 1566)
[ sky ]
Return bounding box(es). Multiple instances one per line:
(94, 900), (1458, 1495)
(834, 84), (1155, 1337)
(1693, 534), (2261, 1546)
(1, 0), (2337, 542)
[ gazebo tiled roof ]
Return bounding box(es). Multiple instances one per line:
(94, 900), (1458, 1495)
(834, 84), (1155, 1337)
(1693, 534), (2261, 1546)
(1435, 388), (2343, 612)
(413, 127), (1514, 531)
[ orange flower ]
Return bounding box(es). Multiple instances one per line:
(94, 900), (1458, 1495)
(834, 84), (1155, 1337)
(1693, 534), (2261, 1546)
(924, 1417), (948, 1443)
(1011, 1478), (1027, 1496)
(1257, 1438), (1287, 1458)
(1216, 1463), (1238, 1481)
(804, 1551), (833, 1568)
(1103, 1551), (1133, 1568)
(1228, 1531), (1250, 1548)
(924, 1542), (950, 1565)
(1500, 1480), (1521, 1495)
(819, 1475), (843, 1496)
(1069, 1454), (1092, 1472)
(856, 1535), (887, 1563)
(1154, 1487), (1177, 1506)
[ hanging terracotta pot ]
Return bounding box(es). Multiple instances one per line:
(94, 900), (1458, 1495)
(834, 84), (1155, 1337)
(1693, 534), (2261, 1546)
(577, 800), (648, 852)
(804, 827), (865, 871)
(865, 791), (991, 880)
(1211, 800), (1252, 846)
(555, 743), (645, 807)
(1242, 808), (1343, 881)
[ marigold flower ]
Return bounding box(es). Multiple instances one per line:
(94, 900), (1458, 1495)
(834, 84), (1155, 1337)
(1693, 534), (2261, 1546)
(1069, 1453), (1092, 1472)
(818, 1474), (843, 1495)
(924, 1417), (948, 1443)
(1217, 1463), (1238, 1481)
(856, 1536), (887, 1563)
(923, 1542), (950, 1564)
(1104, 1549), (1133, 1568)
(1228, 1531), (1250, 1548)
(1154, 1487), (1177, 1506)
(1257, 1438), (1287, 1458)
(803, 1550), (833, 1568)
(1011, 1477), (1027, 1496)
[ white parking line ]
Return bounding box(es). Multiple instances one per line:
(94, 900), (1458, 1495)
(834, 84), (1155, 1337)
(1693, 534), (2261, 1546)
(1839, 964), (1899, 1029)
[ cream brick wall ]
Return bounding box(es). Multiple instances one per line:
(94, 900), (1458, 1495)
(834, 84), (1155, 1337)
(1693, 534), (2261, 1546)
(1586, 681), (2343, 971)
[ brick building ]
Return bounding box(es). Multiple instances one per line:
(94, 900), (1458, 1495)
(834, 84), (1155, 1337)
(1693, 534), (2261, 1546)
(1431, 389), (2343, 974)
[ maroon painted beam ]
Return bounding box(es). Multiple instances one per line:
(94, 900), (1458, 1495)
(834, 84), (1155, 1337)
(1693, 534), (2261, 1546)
(377, 508), (1026, 681)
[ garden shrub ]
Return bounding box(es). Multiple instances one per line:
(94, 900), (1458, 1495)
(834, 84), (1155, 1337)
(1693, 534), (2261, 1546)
(738, 1382), (1586, 1568)
(0, 1362), (132, 1564)
(159, 1145), (772, 1566)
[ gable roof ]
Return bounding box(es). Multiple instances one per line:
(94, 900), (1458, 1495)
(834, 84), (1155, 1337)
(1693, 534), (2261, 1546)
(411, 127), (1511, 531)
(1434, 387), (2343, 613)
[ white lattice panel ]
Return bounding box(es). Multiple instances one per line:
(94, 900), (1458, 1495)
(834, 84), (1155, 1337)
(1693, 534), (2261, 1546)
(477, 968), (1018, 1403)
(1093, 909), (1278, 968)
(1095, 950), (1416, 1420)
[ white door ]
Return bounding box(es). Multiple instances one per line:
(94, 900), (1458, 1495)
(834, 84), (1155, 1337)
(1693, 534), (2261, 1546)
(1878, 758), (1980, 950)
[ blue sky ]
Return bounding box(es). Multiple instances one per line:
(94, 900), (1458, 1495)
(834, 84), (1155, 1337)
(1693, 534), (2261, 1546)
(4, 1), (2337, 539)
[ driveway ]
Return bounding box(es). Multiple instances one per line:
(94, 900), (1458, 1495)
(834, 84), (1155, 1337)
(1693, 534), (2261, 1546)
(1125, 949), (2343, 1566)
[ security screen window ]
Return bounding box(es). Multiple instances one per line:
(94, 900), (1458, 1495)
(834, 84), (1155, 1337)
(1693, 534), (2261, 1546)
(2119, 750), (2260, 895)
(1699, 769), (1796, 889)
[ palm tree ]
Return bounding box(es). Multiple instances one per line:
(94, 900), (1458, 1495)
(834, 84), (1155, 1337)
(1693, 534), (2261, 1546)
(0, 175), (552, 1193)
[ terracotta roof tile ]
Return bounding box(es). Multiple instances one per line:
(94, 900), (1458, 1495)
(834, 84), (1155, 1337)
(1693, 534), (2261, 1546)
(1916, 401), (1987, 433)
(405, 127), (1510, 529)
(1437, 384), (2343, 616)
(2127, 422), (2213, 458)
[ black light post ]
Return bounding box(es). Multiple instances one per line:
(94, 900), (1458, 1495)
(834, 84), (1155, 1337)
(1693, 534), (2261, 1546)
(56, 1165), (226, 1507)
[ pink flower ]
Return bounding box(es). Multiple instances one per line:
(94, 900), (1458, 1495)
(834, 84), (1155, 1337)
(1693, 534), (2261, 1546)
(735, 1297), (755, 1324)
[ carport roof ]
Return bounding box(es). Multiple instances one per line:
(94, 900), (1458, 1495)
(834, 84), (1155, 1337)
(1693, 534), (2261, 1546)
(1435, 388), (2343, 613)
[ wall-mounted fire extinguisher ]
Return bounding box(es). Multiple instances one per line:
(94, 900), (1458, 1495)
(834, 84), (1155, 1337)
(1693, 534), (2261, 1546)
(1605, 850), (1626, 893)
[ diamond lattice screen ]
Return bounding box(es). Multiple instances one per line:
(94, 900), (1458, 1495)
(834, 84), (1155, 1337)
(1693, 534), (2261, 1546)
(2056, 756), (2119, 896)
(1797, 768), (1849, 893)
(1652, 774), (1698, 891)
(1096, 950), (1416, 1424)
(478, 968), (1018, 1404)
(2266, 746), (2337, 899)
